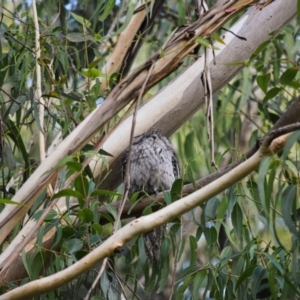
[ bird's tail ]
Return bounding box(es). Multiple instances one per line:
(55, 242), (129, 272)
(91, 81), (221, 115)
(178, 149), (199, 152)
(143, 226), (163, 265)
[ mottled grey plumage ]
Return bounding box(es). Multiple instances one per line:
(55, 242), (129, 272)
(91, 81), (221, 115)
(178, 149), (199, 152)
(122, 129), (180, 265)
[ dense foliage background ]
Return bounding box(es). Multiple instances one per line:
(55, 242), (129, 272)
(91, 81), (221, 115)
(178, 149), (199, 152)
(0, 0), (300, 299)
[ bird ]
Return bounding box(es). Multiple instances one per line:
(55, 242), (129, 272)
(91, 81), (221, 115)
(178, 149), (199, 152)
(122, 129), (180, 265)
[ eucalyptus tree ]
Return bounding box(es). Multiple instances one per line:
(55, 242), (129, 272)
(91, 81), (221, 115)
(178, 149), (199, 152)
(0, 0), (299, 299)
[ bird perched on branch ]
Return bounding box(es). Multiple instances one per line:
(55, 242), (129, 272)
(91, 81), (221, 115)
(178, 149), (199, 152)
(122, 129), (180, 265)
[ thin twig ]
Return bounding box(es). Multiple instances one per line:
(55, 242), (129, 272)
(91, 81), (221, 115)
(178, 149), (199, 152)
(238, 109), (264, 133)
(84, 257), (108, 300)
(0, 87), (20, 105)
(203, 47), (218, 170)
(3, 30), (35, 54)
(220, 27), (247, 41)
(31, 0), (45, 162)
(107, 260), (142, 300)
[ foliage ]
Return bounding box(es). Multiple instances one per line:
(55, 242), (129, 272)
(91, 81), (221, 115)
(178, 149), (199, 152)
(0, 0), (300, 299)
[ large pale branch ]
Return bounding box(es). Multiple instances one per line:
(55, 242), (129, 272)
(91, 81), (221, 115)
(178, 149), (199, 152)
(99, 0), (164, 92)
(32, 0), (46, 162)
(1, 124), (299, 299)
(0, 0), (296, 282)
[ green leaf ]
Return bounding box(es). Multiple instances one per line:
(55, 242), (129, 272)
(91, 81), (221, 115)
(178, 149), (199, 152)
(66, 32), (94, 42)
(250, 40), (270, 61)
(52, 156), (73, 170)
(265, 162), (276, 211)
(59, 90), (83, 101)
(91, 223), (103, 234)
(232, 203), (243, 242)
(93, 33), (102, 42)
(184, 131), (195, 159)
(78, 208), (94, 223)
(0, 198), (26, 206)
(211, 32), (226, 45)
(220, 246), (232, 262)
(145, 271), (158, 294)
(196, 37), (210, 47)
(66, 161), (82, 172)
(227, 183), (237, 215)
(204, 225), (217, 246)
(282, 131), (300, 161)
(195, 226), (202, 241)
(178, 264), (199, 280)
(103, 203), (117, 220)
(21, 250), (30, 280)
(263, 253), (283, 274)
(192, 271), (207, 299)
(221, 61), (247, 67)
(176, 237), (186, 263)
(32, 209), (57, 221)
(30, 250), (45, 280)
(2, 142), (15, 170)
(74, 175), (89, 198)
(256, 73), (270, 94)
(52, 189), (83, 200)
(81, 68), (102, 78)
(251, 266), (267, 300)
(287, 80), (300, 88)
(163, 191), (172, 205)
(10, 95), (27, 116)
(281, 185), (300, 240)
(99, 148), (114, 157)
(279, 67), (298, 85)
(263, 87), (282, 102)
(157, 243), (170, 292)
(235, 265), (256, 291)
(65, 238), (83, 254)
(204, 197), (219, 221)
(254, 61), (264, 72)
(282, 273), (300, 297)
(42, 91), (60, 99)
(189, 236), (197, 265)
(258, 157), (270, 215)
(88, 57), (104, 69)
(70, 12), (91, 28)
(7, 119), (30, 179)
(129, 192), (139, 206)
(216, 197), (228, 221)
(170, 179), (183, 202)
(99, 0), (115, 21)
